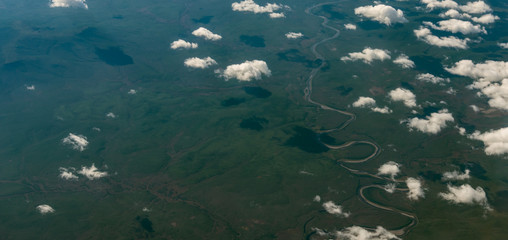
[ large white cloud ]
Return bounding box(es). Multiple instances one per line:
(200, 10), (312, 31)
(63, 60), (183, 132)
(218, 60), (271, 81)
(421, 0), (459, 10)
(341, 48), (391, 64)
(406, 109), (454, 134)
(459, 1), (492, 14)
(423, 19), (486, 34)
(389, 88), (417, 107)
(406, 177), (425, 200)
(393, 54), (415, 69)
(285, 32), (303, 39)
(470, 127), (508, 155)
(77, 164), (108, 180)
(377, 161), (400, 179)
(333, 226), (400, 240)
(184, 57), (217, 69)
(62, 133), (88, 151)
(414, 27), (469, 49)
(50, 0), (88, 9)
(354, 4), (408, 26)
(59, 167), (79, 180)
(352, 97), (376, 108)
(192, 27), (222, 41)
(442, 169), (470, 181)
(36, 204), (55, 214)
(322, 201), (350, 217)
(471, 14), (499, 24)
(171, 39), (198, 49)
(479, 79), (508, 110)
(439, 184), (490, 209)
(416, 73), (450, 84)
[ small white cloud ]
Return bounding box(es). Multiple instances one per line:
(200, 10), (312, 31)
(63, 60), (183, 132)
(269, 12), (285, 18)
(416, 73), (450, 84)
(378, 161), (400, 179)
(59, 167), (78, 180)
(470, 105), (480, 112)
(498, 43), (508, 49)
(421, 0), (459, 10)
(344, 24), (357, 30)
(406, 109), (454, 134)
(393, 54), (415, 69)
(313, 195), (321, 202)
(77, 163), (108, 180)
(389, 88), (417, 107)
(406, 177), (425, 200)
(414, 27), (469, 49)
(459, 1), (492, 14)
(352, 96), (376, 108)
(285, 32), (303, 39)
(439, 9), (471, 19)
(92, 127), (101, 132)
(371, 106), (393, 114)
(439, 184), (490, 209)
(170, 39), (198, 49)
(106, 112), (116, 118)
(322, 201), (350, 217)
(184, 57), (217, 69)
(423, 19), (486, 34)
(218, 60), (271, 81)
(469, 127), (508, 155)
(192, 27), (222, 41)
(471, 14), (499, 24)
(232, 0), (285, 14)
(36, 204), (55, 214)
(142, 207), (151, 212)
(26, 85), (35, 90)
(442, 169), (470, 181)
(334, 226), (400, 240)
(341, 47), (391, 64)
(354, 4), (408, 26)
(446, 87), (457, 95)
(384, 183), (397, 193)
(49, 0), (88, 9)
(62, 133), (88, 151)
(128, 89), (137, 95)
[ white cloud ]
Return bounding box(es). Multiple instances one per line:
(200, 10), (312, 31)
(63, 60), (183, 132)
(439, 9), (471, 19)
(377, 161), (400, 179)
(341, 48), (391, 64)
(313, 195), (321, 202)
(406, 177), (425, 200)
(442, 169), (470, 181)
(128, 89), (137, 95)
(439, 184), (490, 209)
(352, 97), (376, 108)
(285, 32), (303, 39)
(49, 0), (88, 9)
(406, 109), (454, 134)
(498, 43), (508, 49)
(269, 12), (285, 18)
(344, 24), (357, 30)
(106, 112), (116, 118)
(393, 54), (415, 69)
(371, 106), (393, 114)
(334, 226), (400, 240)
(218, 60), (271, 81)
(170, 39), (198, 49)
(62, 133), (88, 151)
(459, 1), (492, 14)
(184, 57), (217, 69)
(389, 88), (417, 107)
(77, 163), (108, 180)
(354, 4), (408, 26)
(322, 201), (350, 217)
(59, 167), (78, 180)
(423, 19), (486, 34)
(416, 73), (450, 84)
(472, 14), (499, 24)
(384, 183), (397, 193)
(470, 127), (508, 155)
(26, 85), (35, 90)
(470, 105), (480, 112)
(480, 79), (508, 110)
(414, 27), (469, 49)
(192, 27), (222, 41)
(232, 0), (285, 14)
(421, 0), (459, 10)
(36, 204), (55, 214)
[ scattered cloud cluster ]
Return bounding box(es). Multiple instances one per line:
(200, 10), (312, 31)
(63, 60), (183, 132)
(49, 0), (88, 9)
(442, 169), (470, 181)
(341, 48), (391, 64)
(344, 24), (357, 30)
(393, 54), (415, 69)
(354, 4), (408, 26)
(389, 88), (417, 107)
(333, 226), (400, 240)
(171, 39), (198, 49)
(423, 19), (486, 34)
(439, 184), (490, 209)
(192, 27), (222, 41)
(36, 204), (55, 214)
(59, 167), (79, 180)
(184, 57), (217, 69)
(231, 0), (288, 18)
(416, 73), (450, 84)
(469, 127), (508, 155)
(378, 161), (400, 179)
(406, 109), (454, 134)
(285, 32), (303, 39)
(414, 27), (469, 49)
(406, 177), (425, 200)
(217, 60), (271, 81)
(62, 133), (88, 151)
(322, 201), (350, 217)
(77, 163), (108, 180)
(352, 97), (392, 114)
